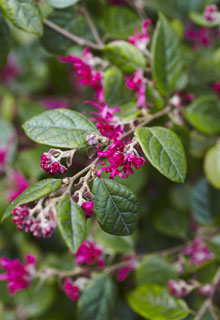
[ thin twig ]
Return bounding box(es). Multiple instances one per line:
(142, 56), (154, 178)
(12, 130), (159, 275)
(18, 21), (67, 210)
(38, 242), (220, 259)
(43, 19), (103, 50)
(80, 5), (103, 46)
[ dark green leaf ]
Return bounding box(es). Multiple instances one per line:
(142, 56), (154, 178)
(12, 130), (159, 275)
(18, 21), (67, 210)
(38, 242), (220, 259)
(23, 108), (98, 149)
(0, 14), (11, 67)
(104, 67), (124, 105)
(189, 131), (216, 158)
(136, 127), (187, 183)
(145, 86), (165, 111)
(0, 0), (43, 35)
(208, 234), (220, 261)
(136, 256), (178, 286)
(204, 144), (220, 189)
(2, 179), (62, 221)
(47, 0), (80, 8)
(78, 274), (117, 320)
(127, 284), (189, 320)
(152, 14), (187, 96)
(118, 102), (141, 121)
(57, 195), (86, 253)
(104, 40), (146, 73)
(185, 96), (220, 135)
(93, 178), (140, 236)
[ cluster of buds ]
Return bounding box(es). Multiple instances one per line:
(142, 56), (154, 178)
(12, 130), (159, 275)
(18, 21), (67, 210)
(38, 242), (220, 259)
(204, 5), (218, 22)
(63, 278), (80, 301)
(0, 254), (36, 295)
(75, 240), (105, 268)
(128, 19), (151, 52)
(167, 279), (199, 298)
(12, 200), (56, 238)
(182, 237), (213, 266)
(86, 132), (109, 147)
(41, 149), (76, 175)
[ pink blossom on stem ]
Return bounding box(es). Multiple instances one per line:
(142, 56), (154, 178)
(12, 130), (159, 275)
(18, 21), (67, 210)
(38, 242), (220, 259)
(40, 98), (68, 109)
(182, 237), (213, 266)
(81, 201), (94, 219)
(213, 81), (220, 98)
(9, 172), (29, 201)
(63, 278), (80, 301)
(41, 152), (67, 175)
(184, 23), (213, 48)
(128, 19), (151, 51)
(0, 254), (36, 295)
(170, 91), (195, 108)
(167, 279), (197, 298)
(0, 54), (19, 84)
(97, 139), (145, 179)
(198, 284), (214, 296)
(204, 5), (218, 22)
(87, 101), (124, 140)
(75, 240), (105, 268)
(126, 69), (147, 109)
(116, 256), (136, 282)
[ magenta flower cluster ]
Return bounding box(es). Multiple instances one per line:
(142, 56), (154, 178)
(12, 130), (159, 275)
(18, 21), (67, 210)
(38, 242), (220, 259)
(75, 240), (105, 268)
(41, 152), (67, 175)
(182, 237), (213, 266)
(63, 278), (80, 301)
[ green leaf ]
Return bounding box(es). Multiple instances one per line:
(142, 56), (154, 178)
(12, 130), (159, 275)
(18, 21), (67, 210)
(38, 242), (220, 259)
(152, 13), (187, 96)
(103, 7), (141, 39)
(0, 14), (11, 67)
(185, 96), (220, 135)
(136, 127), (187, 183)
(57, 195), (86, 253)
(204, 144), (220, 189)
(145, 87), (165, 111)
(2, 179), (62, 221)
(104, 67), (124, 105)
(154, 209), (188, 239)
(189, 131), (216, 158)
(0, 119), (17, 164)
(0, 0), (43, 35)
(118, 102), (141, 121)
(78, 274), (117, 320)
(208, 234), (220, 261)
(93, 178), (140, 236)
(23, 108), (98, 149)
(189, 12), (220, 28)
(190, 178), (220, 226)
(127, 284), (189, 320)
(104, 40), (146, 73)
(95, 228), (135, 253)
(136, 256), (178, 286)
(47, 0), (79, 8)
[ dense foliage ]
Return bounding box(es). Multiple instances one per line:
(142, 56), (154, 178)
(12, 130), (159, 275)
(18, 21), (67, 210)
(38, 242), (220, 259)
(0, 0), (220, 319)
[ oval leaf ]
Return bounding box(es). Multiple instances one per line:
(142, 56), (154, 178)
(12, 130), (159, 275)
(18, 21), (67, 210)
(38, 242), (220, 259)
(93, 178), (140, 236)
(57, 195), (86, 253)
(78, 274), (117, 320)
(0, 0), (43, 35)
(104, 67), (124, 105)
(152, 13), (187, 96)
(2, 179), (62, 221)
(47, 0), (79, 8)
(136, 127), (187, 183)
(204, 144), (220, 189)
(104, 40), (146, 73)
(189, 12), (220, 28)
(0, 14), (11, 67)
(22, 109), (98, 149)
(127, 284), (189, 320)
(185, 96), (220, 135)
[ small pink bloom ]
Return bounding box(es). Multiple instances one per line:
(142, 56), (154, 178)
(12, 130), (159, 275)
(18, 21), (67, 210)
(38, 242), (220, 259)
(40, 152), (67, 175)
(0, 54), (19, 84)
(213, 81), (220, 98)
(41, 98), (68, 109)
(204, 5), (218, 22)
(0, 254), (36, 295)
(198, 284), (214, 296)
(9, 172), (29, 201)
(116, 256), (136, 282)
(167, 280), (197, 298)
(128, 19), (151, 51)
(126, 69), (147, 109)
(184, 23), (213, 48)
(63, 278), (80, 301)
(182, 237), (213, 266)
(75, 240), (105, 268)
(81, 201), (94, 219)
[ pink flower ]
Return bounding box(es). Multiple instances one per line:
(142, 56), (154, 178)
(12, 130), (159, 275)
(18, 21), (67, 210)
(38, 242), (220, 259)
(9, 172), (29, 201)
(182, 237), (213, 266)
(167, 279), (196, 298)
(126, 69), (147, 109)
(170, 91), (195, 108)
(81, 201), (94, 219)
(75, 240), (105, 268)
(97, 139), (145, 179)
(213, 81), (220, 98)
(204, 5), (218, 22)
(87, 101), (124, 140)
(59, 49), (104, 104)
(63, 278), (80, 301)
(184, 23), (213, 48)
(116, 256), (136, 282)
(128, 19), (151, 51)
(41, 98), (68, 109)
(41, 152), (67, 175)
(0, 254), (36, 295)
(198, 284), (214, 296)
(0, 54), (19, 84)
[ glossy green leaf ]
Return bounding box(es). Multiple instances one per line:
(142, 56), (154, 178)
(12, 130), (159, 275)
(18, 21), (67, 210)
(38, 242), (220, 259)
(189, 12), (220, 28)
(208, 234), (220, 261)
(104, 7), (141, 39)
(127, 284), (189, 320)
(78, 274), (117, 320)
(185, 96), (220, 135)
(0, 0), (43, 35)
(23, 108), (98, 149)
(47, 0), (79, 8)
(136, 256), (178, 286)
(95, 228), (135, 253)
(152, 14), (187, 96)
(104, 40), (146, 73)
(189, 131), (216, 158)
(2, 179), (62, 221)
(204, 144), (220, 189)
(57, 195), (86, 253)
(0, 14), (11, 67)
(145, 86), (165, 111)
(104, 67), (124, 105)
(155, 209), (188, 239)
(136, 127), (187, 183)
(118, 102), (141, 121)
(93, 178), (140, 236)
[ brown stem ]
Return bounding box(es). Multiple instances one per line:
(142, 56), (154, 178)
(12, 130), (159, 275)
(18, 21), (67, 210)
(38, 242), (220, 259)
(43, 19), (103, 50)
